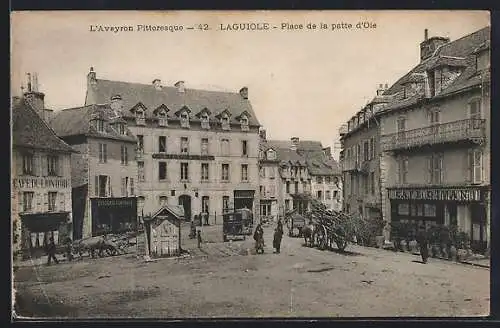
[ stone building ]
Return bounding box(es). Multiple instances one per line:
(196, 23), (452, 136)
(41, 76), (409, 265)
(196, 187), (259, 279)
(12, 88), (75, 258)
(340, 26), (490, 252)
(49, 103), (138, 239)
(259, 136), (342, 220)
(83, 68), (261, 224)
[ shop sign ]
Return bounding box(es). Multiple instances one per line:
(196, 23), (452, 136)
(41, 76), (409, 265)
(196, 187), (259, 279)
(388, 188), (482, 202)
(234, 190), (255, 199)
(13, 177), (70, 189)
(93, 197), (137, 208)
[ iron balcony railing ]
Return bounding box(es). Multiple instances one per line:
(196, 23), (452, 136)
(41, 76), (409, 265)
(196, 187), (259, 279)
(381, 118), (486, 151)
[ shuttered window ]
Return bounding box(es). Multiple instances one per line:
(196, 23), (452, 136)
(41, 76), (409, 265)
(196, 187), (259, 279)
(99, 144), (107, 163)
(23, 192), (34, 212)
(48, 192), (57, 211)
(22, 153), (34, 175)
(467, 150), (483, 184)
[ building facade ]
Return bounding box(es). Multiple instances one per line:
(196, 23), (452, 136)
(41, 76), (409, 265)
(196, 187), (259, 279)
(84, 68), (261, 224)
(258, 130), (282, 221)
(49, 103), (138, 239)
(340, 27), (490, 252)
(12, 91), (75, 258)
(259, 136), (342, 220)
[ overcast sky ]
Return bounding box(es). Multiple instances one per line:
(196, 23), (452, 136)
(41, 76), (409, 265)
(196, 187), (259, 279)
(11, 11), (489, 157)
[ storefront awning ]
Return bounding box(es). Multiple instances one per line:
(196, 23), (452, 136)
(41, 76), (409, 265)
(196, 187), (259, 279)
(20, 212), (70, 233)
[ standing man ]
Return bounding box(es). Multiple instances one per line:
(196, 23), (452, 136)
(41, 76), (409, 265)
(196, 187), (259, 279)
(46, 236), (59, 265)
(197, 230), (202, 249)
(273, 220), (284, 254)
(416, 225), (429, 264)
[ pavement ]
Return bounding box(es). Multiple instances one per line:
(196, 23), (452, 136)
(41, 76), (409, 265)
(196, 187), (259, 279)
(13, 225), (490, 318)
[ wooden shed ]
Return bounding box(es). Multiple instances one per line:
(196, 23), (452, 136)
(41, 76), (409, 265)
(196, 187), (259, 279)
(144, 205), (184, 258)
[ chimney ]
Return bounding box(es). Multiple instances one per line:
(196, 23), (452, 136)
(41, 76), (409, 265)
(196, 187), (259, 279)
(23, 72), (46, 114)
(420, 30), (450, 61)
(239, 87), (248, 99)
(152, 79), (162, 90)
(376, 83), (387, 96)
(259, 128), (267, 141)
(290, 137), (299, 151)
(87, 67), (97, 85)
(110, 95), (123, 112)
(175, 81), (185, 93)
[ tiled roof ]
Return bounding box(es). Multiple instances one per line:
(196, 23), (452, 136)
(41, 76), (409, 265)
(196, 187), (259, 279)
(86, 79), (261, 127)
(383, 26), (490, 97)
(264, 139), (340, 176)
(49, 104), (137, 143)
(12, 98), (76, 153)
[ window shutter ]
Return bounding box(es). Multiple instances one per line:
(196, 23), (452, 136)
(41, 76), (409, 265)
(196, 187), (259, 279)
(41, 155), (48, 176)
(425, 156), (432, 184)
(480, 152), (485, 184)
(465, 150), (472, 183)
(95, 176), (99, 196)
(395, 158), (400, 184)
(439, 154), (444, 184)
(121, 178), (126, 196)
(108, 176), (112, 197)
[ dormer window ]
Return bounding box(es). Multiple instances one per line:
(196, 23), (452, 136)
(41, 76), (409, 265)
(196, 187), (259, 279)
(240, 115), (249, 131)
(117, 123), (126, 135)
(201, 113), (210, 129)
(221, 113), (230, 130)
(158, 111), (168, 127)
(179, 110), (190, 128)
(135, 108), (146, 126)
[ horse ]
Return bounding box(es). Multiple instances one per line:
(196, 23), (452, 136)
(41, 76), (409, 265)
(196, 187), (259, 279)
(301, 223), (315, 247)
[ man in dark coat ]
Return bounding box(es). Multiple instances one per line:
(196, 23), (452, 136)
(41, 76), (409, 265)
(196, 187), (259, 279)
(46, 236), (59, 265)
(416, 225), (429, 264)
(273, 220), (284, 253)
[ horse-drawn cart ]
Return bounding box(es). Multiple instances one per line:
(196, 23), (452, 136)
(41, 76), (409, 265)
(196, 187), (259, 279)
(70, 233), (132, 259)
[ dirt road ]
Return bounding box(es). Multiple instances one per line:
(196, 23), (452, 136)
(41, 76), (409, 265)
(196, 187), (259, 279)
(13, 225), (489, 318)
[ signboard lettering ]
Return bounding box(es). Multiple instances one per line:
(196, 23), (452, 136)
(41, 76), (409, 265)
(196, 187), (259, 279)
(12, 177), (71, 189)
(388, 188), (482, 202)
(95, 198), (136, 208)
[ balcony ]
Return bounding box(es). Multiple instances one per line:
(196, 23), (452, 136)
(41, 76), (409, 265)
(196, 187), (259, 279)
(381, 119), (486, 152)
(342, 159), (368, 174)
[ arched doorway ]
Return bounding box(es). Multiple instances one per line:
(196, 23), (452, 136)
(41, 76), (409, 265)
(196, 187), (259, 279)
(178, 195), (192, 221)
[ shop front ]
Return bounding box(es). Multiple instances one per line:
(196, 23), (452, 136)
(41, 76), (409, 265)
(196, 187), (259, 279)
(20, 211), (71, 259)
(388, 186), (488, 252)
(91, 197), (138, 236)
(234, 190), (255, 212)
(291, 193), (311, 215)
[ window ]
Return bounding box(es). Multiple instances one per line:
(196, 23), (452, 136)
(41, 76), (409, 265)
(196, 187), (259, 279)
(159, 196), (168, 206)
(202, 196), (209, 213)
(180, 162), (189, 181)
(294, 182), (299, 194)
(286, 181), (290, 194)
(121, 146), (128, 165)
(221, 114), (230, 130)
(269, 167), (275, 179)
(201, 138), (209, 155)
(468, 150), (483, 184)
(356, 144), (361, 164)
(241, 164), (248, 181)
(242, 140), (248, 156)
(137, 135), (144, 153)
(96, 119), (105, 132)
(424, 204), (436, 217)
(316, 177), (322, 184)
(158, 162), (167, 181)
(22, 153), (34, 175)
(398, 157), (409, 184)
(370, 138), (375, 160)
(118, 123), (126, 135)
(201, 113), (210, 129)
(317, 190), (322, 199)
(427, 153), (443, 184)
(468, 98), (482, 120)
(130, 178), (135, 196)
(260, 167), (266, 178)
(223, 196), (230, 211)
(135, 109), (146, 125)
(363, 141), (369, 162)
(99, 144), (107, 163)
(397, 116), (406, 133)
(240, 115), (249, 130)
(270, 185), (276, 197)
(429, 108), (440, 134)
(326, 190), (331, 200)
(221, 164), (229, 181)
(370, 172), (375, 195)
(325, 177), (331, 184)
(121, 177), (129, 196)
(138, 161), (145, 182)
(23, 192), (34, 212)
(201, 163), (209, 181)
(180, 112), (190, 128)
(221, 139), (230, 156)
(398, 203), (410, 216)
(48, 192), (57, 211)
(181, 137), (189, 154)
(285, 199), (290, 211)
(158, 110), (168, 127)
(97, 175), (108, 197)
(158, 136), (167, 153)
(47, 155), (59, 176)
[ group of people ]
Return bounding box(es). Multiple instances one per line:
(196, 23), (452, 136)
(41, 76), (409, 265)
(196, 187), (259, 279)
(253, 219), (284, 254)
